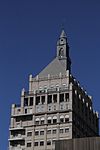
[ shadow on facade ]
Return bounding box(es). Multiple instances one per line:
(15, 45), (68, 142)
(55, 137), (100, 150)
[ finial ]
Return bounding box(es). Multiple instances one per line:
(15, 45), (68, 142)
(60, 30), (67, 38)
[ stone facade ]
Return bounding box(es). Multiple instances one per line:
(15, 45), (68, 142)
(9, 30), (99, 150)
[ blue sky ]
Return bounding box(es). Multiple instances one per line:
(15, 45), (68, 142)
(0, 0), (100, 149)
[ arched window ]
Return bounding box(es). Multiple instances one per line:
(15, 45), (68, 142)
(53, 116), (57, 124)
(60, 115), (64, 123)
(35, 118), (40, 125)
(41, 117), (45, 125)
(59, 48), (64, 57)
(47, 117), (52, 124)
(65, 115), (69, 123)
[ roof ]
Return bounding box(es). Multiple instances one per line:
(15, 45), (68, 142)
(37, 57), (67, 78)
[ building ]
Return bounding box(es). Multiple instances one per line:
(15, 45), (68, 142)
(9, 30), (99, 150)
(55, 137), (100, 150)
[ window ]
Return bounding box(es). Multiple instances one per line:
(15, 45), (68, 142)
(41, 120), (44, 124)
(27, 132), (32, 136)
(47, 141), (51, 145)
(25, 109), (27, 114)
(60, 118), (64, 123)
(40, 141), (44, 146)
(48, 106), (51, 111)
(16, 116), (33, 122)
(18, 109), (20, 112)
(27, 142), (31, 147)
(60, 115), (64, 123)
(35, 118), (39, 125)
(40, 131), (44, 135)
(60, 93), (64, 102)
(53, 116), (57, 124)
(36, 96), (40, 105)
(34, 142), (38, 146)
(48, 119), (51, 124)
(47, 117), (52, 124)
(54, 105), (56, 111)
(65, 93), (69, 102)
(41, 118), (45, 124)
(60, 104), (63, 110)
(35, 120), (39, 125)
(53, 94), (57, 103)
(41, 96), (45, 104)
(66, 104), (69, 109)
(53, 119), (57, 124)
(52, 129), (56, 134)
(24, 98), (28, 106)
(35, 131), (39, 136)
(65, 128), (69, 133)
(65, 115), (69, 123)
(48, 95), (52, 104)
(60, 129), (63, 133)
(47, 130), (51, 134)
(30, 97), (33, 106)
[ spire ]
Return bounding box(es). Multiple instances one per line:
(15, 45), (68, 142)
(57, 29), (71, 73)
(60, 29), (67, 38)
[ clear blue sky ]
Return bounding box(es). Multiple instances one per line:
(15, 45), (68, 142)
(0, 0), (100, 149)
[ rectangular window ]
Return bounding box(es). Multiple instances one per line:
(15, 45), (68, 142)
(52, 129), (56, 134)
(16, 116), (33, 122)
(65, 118), (69, 123)
(60, 94), (64, 102)
(47, 130), (51, 134)
(27, 132), (32, 136)
(60, 129), (63, 133)
(27, 142), (31, 147)
(54, 105), (56, 111)
(65, 93), (69, 102)
(48, 95), (52, 104)
(53, 119), (57, 124)
(53, 94), (57, 103)
(35, 131), (39, 136)
(60, 118), (64, 123)
(41, 96), (45, 104)
(65, 128), (69, 133)
(35, 121), (39, 125)
(60, 104), (63, 110)
(30, 97), (33, 106)
(47, 141), (51, 145)
(34, 142), (38, 146)
(40, 131), (44, 135)
(48, 106), (51, 111)
(40, 141), (44, 146)
(41, 120), (44, 125)
(25, 109), (27, 114)
(36, 96), (40, 105)
(48, 119), (51, 124)
(24, 98), (28, 106)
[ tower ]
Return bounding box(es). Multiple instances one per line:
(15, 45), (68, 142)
(8, 30), (99, 150)
(57, 30), (71, 73)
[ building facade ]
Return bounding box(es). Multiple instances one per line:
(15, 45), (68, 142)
(9, 30), (99, 150)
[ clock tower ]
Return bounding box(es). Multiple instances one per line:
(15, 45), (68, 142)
(57, 30), (71, 73)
